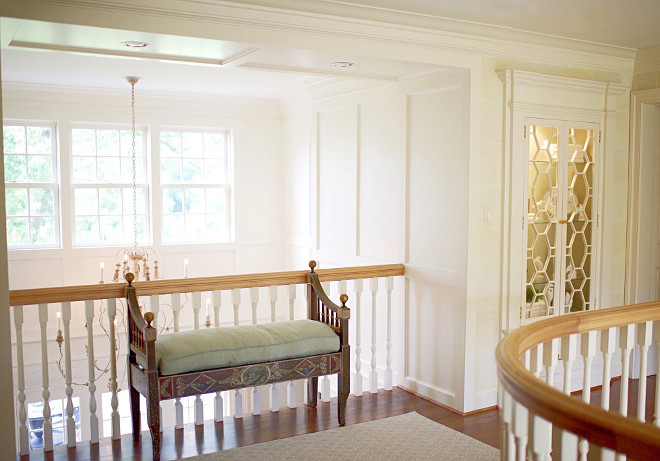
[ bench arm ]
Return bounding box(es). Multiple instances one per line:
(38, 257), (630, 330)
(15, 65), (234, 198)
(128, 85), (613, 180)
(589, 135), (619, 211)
(307, 261), (350, 344)
(125, 273), (157, 368)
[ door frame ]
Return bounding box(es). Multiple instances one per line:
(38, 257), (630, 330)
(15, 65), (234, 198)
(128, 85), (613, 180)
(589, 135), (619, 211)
(626, 88), (660, 305)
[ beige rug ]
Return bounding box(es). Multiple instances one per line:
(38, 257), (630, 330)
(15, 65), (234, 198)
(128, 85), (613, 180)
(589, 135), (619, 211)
(183, 412), (499, 460)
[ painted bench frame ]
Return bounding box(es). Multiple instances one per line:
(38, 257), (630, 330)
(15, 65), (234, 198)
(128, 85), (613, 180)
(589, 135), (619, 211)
(125, 261), (351, 460)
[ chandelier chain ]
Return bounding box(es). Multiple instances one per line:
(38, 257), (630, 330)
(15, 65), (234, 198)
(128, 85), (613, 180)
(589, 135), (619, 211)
(131, 82), (138, 250)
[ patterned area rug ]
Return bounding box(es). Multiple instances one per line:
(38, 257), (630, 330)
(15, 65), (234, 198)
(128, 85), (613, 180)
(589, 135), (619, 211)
(182, 412), (499, 460)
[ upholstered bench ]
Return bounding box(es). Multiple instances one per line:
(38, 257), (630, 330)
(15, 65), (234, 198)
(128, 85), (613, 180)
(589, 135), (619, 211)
(125, 262), (350, 461)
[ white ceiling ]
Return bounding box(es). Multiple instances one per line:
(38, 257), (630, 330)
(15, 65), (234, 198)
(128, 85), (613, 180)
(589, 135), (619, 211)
(1, 1), (658, 99)
(313, 0), (660, 50)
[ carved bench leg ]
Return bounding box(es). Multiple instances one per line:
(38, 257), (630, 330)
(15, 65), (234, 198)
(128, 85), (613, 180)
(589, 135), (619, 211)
(338, 345), (350, 426)
(147, 371), (161, 461)
(308, 377), (318, 408)
(128, 361), (140, 441)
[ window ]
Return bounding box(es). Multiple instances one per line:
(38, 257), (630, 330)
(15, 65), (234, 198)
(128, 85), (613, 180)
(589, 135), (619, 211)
(160, 130), (231, 243)
(27, 398), (81, 449)
(3, 123), (59, 248)
(71, 127), (148, 246)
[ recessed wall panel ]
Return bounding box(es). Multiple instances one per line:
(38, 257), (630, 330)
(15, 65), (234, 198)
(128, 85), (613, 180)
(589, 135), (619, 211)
(318, 107), (357, 257)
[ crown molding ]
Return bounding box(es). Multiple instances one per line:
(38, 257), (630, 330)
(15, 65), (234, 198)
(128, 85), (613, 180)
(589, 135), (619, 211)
(0, 0), (636, 74)
(497, 70), (629, 95)
(634, 45), (660, 75)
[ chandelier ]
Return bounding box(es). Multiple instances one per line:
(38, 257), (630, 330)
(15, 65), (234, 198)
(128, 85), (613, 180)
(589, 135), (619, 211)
(112, 76), (159, 282)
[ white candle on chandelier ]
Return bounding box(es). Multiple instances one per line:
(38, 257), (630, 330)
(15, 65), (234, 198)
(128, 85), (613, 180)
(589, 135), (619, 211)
(184, 259), (189, 278)
(206, 298), (211, 321)
(57, 311), (62, 331)
(100, 262), (104, 282)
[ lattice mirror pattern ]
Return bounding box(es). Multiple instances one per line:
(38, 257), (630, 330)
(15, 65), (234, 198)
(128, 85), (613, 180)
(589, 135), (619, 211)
(526, 125), (559, 318)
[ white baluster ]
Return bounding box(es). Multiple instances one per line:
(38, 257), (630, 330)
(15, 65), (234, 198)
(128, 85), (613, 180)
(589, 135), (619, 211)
(501, 390), (515, 461)
(172, 293), (184, 429)
(531, 413), (552, 461)
(530, 344), (543, 378)
(192, 292), (203, 424)
(85, 300), (99, 443)
(654, 321), (660, 426)
(232, 288), (243, 418)
(579, 331), (597, 461)
(213, 290), (223, 422)
(150, 294), (159, 331)
(288, 284), (297, 409)
(600, 327), (617, 461)
(637, 321), (653, 422)
(13, 305), (28, 455)
(385, 276), (393, 391)
(560, 335), (578, 460)
(353, 278), (363, 396)
(616, 325), (635, 461)
(269, 285), (277, 323)
(39, 304), (53, 451)
(270, 285), (279, 412)
(193, 291), (201, 330)
(542, 339), (558, 459)
(249, 287), (261, 414)
(513, 401), (528, 461)
(369, 277), (379, 393)
(106, 299), (120, 440)
(321, 281), (331, 403)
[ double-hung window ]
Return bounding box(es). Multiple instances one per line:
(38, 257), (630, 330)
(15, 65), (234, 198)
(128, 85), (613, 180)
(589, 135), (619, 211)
(160, 130), (231, 243)
(71, 126), (148, 246)
(3, 123), (59, 248)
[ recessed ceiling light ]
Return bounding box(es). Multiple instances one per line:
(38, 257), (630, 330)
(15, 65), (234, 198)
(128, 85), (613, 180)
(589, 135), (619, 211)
(331, 61), (355, 68)
(121, 40), (150, 48)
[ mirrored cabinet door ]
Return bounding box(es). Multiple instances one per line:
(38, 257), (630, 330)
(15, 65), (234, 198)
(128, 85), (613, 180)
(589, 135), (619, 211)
(523, 122), (599, 321)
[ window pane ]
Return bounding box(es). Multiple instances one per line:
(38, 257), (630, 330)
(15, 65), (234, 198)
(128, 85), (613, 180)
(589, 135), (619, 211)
(100, 216), (122, 242)
(73, 157), (96, 183)
(27, 127), (52, 155)
(163, 188), (183, 213)
(185, 214), (204, 240)
(4, 155), (26, 182)
(31, 217), (55, 244)
(29, 188), (54, 215)
(120, 130), (143, 157)
(161, 159), (181, 184)
(6, 188), (28, 216)
(3, 126), (26, 154)
(96, 130), (119, 157)
(97, 157), (120, 183)
(72, 129), (95, 156)
(74, 189), (98, 215)
(123, 215), (147, 244)
(122, 188), (146, 215)
(121, 157), (145, 183)
(204, 158), (226, 183)
(204, 133), (224, 158)
(7, 217), (29, 245)
(163, 214), (184, 241)
(28, 156), (53, 182)
(182, 159), (202, 183)
(185, 188), (204, 213)
(182, 132), (203, 158)
(160, 132), (181, 157)
(205, 188), (226, 214)
(75, 216), (99, 243)
(207, 214), (228, 241)
(99, 188), (121, 214)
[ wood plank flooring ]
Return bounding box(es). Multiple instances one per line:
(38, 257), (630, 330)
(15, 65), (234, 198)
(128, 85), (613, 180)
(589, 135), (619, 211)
(19, 387), (500, 460)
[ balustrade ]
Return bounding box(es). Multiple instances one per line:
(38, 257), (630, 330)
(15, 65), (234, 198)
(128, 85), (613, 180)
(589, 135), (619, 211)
(8, 263), (403, 454)
(497, 302), (660, 460)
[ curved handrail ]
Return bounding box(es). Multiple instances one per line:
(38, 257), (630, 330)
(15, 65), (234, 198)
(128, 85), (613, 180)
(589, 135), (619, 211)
(496, 301), (660, 458)
(9, 263), (404, 306)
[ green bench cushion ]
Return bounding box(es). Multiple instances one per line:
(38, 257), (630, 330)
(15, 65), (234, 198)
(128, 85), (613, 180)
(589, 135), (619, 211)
(149, 319), (340, 376)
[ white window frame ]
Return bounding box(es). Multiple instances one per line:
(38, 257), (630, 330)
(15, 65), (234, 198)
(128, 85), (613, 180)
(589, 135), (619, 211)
(3, 121), (61, 249)
(158, 128), (233, 244)
(70, 123), (150, 247)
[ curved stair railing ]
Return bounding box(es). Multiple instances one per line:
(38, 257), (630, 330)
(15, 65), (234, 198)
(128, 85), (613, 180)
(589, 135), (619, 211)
(496, 302), (660, 460)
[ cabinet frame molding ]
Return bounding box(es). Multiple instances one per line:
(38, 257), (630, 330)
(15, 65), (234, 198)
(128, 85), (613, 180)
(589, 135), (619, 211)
(498, 70), (627, 332)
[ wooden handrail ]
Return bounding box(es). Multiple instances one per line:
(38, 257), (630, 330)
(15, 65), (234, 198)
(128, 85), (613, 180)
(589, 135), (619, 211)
(9, 263), (404, 306)
(496, 301), (660, 458)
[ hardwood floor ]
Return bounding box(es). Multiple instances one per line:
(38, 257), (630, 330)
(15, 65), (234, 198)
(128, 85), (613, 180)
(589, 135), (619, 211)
(19, 387), (500, 460)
